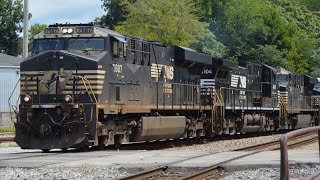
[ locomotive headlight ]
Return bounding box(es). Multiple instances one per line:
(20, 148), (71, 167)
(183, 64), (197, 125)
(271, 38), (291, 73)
(62, 28), (68, 34)
(64, 95), (72, 102)
(67, 28), (73, 34)
(62, 28), (74, 34)
(23, 95), (31, 102)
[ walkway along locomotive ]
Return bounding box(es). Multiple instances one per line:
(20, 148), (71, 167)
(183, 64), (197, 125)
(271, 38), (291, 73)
(13, 23), (320, 152)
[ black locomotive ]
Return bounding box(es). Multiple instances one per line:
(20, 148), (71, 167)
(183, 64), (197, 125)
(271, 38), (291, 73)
(15, 23), (320, 152)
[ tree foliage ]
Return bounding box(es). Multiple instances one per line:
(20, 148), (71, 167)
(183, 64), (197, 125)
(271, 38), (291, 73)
(190, 32), (227, 58)
(28, 23), (47, 50)
(292, 0), (320, 11)
(0, 0), (23, 56)
(95, 0), (135, 29)
(241, 45), (294, 71)
(115, 0), (210, 47)
(196, 0), (320, 75)
(97, 0), (320, 76)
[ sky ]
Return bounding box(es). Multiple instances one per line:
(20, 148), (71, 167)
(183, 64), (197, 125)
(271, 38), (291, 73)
(28, 0), (105, 26)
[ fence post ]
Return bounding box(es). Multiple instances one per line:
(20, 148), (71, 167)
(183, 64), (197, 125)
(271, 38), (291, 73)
(280, 135), (289, 180)
(318, 130), (320, 164)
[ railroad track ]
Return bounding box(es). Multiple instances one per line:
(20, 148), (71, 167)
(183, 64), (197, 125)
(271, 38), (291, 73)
(120, 166), (168, 180)
(234, 132), (317, 151)
(0, 132), (15, 136)
(179, 137), (318, 180)
(107, 131), (282, 151)
(119, 133), (318, 180)
(0, 136), (15, 143)
(180, 165), (221, 180)
(0, 132), (15, 143)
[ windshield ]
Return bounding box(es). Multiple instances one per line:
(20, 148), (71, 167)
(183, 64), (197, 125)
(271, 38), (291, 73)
(276, 74), (289, 82)
(33, 39), (65, 52)
(314, 83), (320, 91)
(32, 38), (105, 52)
(68, 38), (105, 51)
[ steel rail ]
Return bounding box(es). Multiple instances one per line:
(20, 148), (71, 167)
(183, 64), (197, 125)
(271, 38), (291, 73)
(286, 137), (317, 149)
(0, 132), (15, 136)
(234, 139), (279, 151)
(0, 136), (15, 143)
(234, 132), (316, 151)
(180, 165), (221, 180)
(181, 134), (318, 180)
(118, 166), (168, 180)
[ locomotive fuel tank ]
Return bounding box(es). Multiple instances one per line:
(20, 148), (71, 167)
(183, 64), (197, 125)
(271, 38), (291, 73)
(132, 116), (187, 141)
(293, 115), (312, 129)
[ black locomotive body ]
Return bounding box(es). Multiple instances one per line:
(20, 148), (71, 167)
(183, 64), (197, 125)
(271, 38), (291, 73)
(14, 23), (320, 151)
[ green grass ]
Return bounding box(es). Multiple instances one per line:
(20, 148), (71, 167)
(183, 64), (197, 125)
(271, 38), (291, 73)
(0, 143), (17, 148)
(0, 127), (15, 133)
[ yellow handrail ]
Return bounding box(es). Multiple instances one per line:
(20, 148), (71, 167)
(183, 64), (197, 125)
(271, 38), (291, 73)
(279, 96), (287, 117)
(219, 87), (225, 119)
(214, 89), (222, 106)
(279, 95), (288, 128)
(78, 76), (98, 104)
(78, 76), (98, 123)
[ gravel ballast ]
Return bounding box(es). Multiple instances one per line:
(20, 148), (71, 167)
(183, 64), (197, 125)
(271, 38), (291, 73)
(161, 134), (282, 152)
(0, 133), (318, 179)
(0, 166), (129, 180)
(220, 164), (320, 180)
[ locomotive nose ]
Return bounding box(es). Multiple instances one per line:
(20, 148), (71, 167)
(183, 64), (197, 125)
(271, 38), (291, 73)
(20, 50), (105, 103)
(21, 50), (99, 71)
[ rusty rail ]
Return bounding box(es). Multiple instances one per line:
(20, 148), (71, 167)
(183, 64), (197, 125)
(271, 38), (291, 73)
(235, 132), (317, 152)
(180, 165), (221, 180)
(118, 166), (167, 180)
(0, 136), (15, 143)
(280, 126), (320, 180)
(0, 132), (15, 136)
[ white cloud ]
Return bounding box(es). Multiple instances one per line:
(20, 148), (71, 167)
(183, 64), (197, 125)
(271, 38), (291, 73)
(27, 0), (105, 26)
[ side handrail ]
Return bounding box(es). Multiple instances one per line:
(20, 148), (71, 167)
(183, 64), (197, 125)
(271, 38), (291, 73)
(280, 126), (320, 180)
(214, 88), (224, 120)
(279, 96), (288, 117)
(78, 76), (98, 104)
(77, 76), (98, 123)
(8, 78), (21, 122)
(219, 87), (225, 119)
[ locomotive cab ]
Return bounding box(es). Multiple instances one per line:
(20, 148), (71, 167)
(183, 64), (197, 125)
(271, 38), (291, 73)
(15, 23), (115, 151)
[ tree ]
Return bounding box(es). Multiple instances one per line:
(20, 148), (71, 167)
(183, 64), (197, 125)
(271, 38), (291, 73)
(209, 0), (270, 55)
(269, 0), (320, 74)
(240, 45), (294, 71)
(190, 32), (227, 58)
(196, 0), (320, 75)
(115, 0), (210, 47)
(0, 0), (23, 56)
(28, 23), (47, 50)
(96, 0), (136, 29)
(292, 0), (320, 11)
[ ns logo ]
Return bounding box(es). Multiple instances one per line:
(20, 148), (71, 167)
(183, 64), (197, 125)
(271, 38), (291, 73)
(231, 74), (247, 88)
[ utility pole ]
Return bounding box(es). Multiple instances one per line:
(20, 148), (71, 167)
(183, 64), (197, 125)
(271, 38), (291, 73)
(23, 0), (29, 59)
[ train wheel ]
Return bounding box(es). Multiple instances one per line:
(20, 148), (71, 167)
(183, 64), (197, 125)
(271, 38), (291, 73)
(98, 136), (106, 150)
(81, 145), (89, 152)
(114, 135), (122, 149)
(61, 148), (68, 153)
(41, 149), (50, 153)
